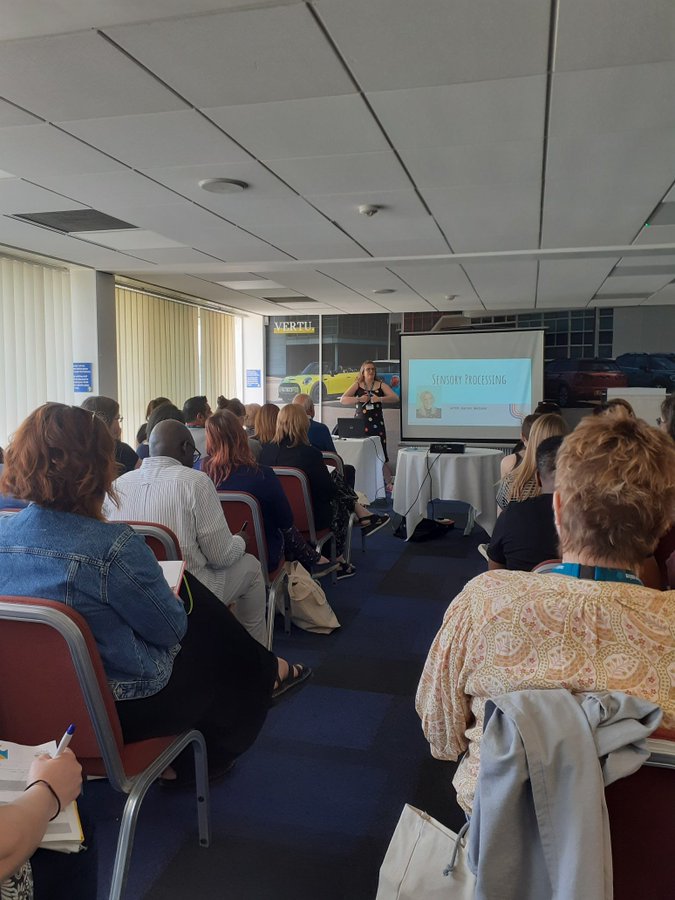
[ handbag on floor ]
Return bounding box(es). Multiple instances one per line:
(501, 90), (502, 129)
(376, 805), (475, 899)
(281, 561), (340, 634)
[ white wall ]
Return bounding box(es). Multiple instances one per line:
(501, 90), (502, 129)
(240, 314), (265, 404)
(612, 307), (675, 356)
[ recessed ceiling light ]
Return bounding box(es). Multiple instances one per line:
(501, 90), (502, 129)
(198, 178), (248, 194)
(372, 288), (396, 294)
(444, 294), (458, 301)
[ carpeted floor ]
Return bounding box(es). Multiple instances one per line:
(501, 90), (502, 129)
(83, 512), (486, 899)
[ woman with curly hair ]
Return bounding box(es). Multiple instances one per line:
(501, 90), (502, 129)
(0, 403), (280, 781)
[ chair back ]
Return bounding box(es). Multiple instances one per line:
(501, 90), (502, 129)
(217, 491), (270, 577)
(272, 467), (318, 541)
(321, 451), (344, 476)
(124, 521), (182, 561)
(607, 735), (675, 900)
(0, 596), (129, 785)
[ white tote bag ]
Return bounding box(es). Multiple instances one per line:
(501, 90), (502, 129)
(376, 805), (475, 900)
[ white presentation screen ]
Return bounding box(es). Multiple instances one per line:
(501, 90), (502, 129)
(400, 329), (545, 443)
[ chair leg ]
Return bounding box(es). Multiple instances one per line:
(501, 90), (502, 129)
(108, 732), (210, 900)
(265, 585), (275, 651)
(330, 535), (338, 584)
(346, 513), (357, 565)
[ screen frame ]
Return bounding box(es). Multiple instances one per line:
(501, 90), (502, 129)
(398, 327), (545, 445)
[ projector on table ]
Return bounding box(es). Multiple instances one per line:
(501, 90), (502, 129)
(429, 443), (465, 454)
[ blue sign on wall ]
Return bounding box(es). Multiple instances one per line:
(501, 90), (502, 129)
(73, 362), (93, 393)
(246, 368), (262, 388)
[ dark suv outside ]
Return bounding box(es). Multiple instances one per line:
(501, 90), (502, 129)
(544, 358), (628, 407)
(615, 353), (675, 391)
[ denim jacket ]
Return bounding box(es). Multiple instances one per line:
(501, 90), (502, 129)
(0, 505), (187, 700)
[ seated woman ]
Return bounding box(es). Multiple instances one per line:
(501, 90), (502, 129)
(80, 395), (139, 475)
(217, 397), (262, 460)
(255, 403), (280, 445)
(496, 413), (568, 512)
(500, 412), (540, 479)
(201, 410), (335, 576)
(1, 749), (86, 900)
(417, 413), (675, 815)
(0, 404), (308, 782)
(259, 404), (358, 579)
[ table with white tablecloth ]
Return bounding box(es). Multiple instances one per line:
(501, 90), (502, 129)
(333, 435), (386, 503)
(392, 447), (502, 539)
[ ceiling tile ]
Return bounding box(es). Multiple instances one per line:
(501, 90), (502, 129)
(536, 258), (618, 307)
(461, 260), (538, 305)
(268, 152), (410, 195)
(205, 95), (388, 160)
(399, 141), (542, 189)
(0, 1), (269, 40)
(0, 125), (124, 177)
(0, 179), (87, 214)
(70, 229), (185, 250)
(315, 0), (549, 90)
(134, 247), (228, 265)
(105, 5), (354, 107)
(0, 31), (185, 121)
(0, 99), (41, 127)
(388, 262), (482, 307)
(34, 171), (179, 210)
(556, 0), (675, 72)
(633, 224), (675, 245)
(61, 110), (249, 169)
(425, 184), (541, 252)
(643, 283), (675, 305)
(550, 62), (675, 138)
(141, 161), (292, 208)
(597, 274), (674, 295)
(368, 76), (546, 148)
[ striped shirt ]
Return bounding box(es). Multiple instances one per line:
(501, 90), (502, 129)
(104, 456), (244, 600)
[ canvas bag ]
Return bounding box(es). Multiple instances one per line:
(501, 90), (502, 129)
(280, 561), (340, 634)
(376, 805), (475, 900)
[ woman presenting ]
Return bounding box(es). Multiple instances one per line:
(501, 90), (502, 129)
(340, 361), (397, 482)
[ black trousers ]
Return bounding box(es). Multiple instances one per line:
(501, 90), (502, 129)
(116, 572), (277, 762)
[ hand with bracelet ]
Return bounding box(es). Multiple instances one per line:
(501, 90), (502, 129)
(0, 749), (82, 882)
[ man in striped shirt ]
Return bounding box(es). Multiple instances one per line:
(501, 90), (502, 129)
(106, 419), (268, 645)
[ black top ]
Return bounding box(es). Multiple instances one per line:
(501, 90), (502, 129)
(487, 494), (559, 572)
(259, 439), (337, 530)
(115, 440), (139, 476)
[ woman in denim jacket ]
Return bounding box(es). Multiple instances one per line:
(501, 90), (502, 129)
(0, 403), (279, 777)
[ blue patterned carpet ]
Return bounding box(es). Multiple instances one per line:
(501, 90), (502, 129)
(84, 513), (485, 899)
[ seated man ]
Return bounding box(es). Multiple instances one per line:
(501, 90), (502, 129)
(486, 435), (562, 572)
(292, 393), (336, 452)
(105, 419), (268, 646)
(182, 395), (212, 456)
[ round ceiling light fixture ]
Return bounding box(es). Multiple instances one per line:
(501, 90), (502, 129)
(372, 288), (396, 294)
(358, 204), (381, 217)
(198, 178), (249, 194)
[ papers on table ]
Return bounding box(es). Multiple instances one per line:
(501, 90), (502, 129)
(0, 739), (84, 853)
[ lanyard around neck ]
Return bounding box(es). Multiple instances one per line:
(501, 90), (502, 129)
(551, 562), (643, 585)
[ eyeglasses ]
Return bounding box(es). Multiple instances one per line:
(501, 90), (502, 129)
(657, 417), (663, 426)
(114, 415), (124, 424)
(188, 444), (201, 464)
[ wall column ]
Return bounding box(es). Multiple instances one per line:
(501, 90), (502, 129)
(70, 270), (117, 402)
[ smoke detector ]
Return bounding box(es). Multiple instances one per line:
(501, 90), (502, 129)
(358, 204), (380, 217)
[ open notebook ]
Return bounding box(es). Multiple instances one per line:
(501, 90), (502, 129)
(0, 739), (84, 853)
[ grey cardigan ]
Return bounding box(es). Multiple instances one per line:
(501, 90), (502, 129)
(467, 689), (662, 900)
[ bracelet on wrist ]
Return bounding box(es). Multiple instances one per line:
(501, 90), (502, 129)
(24, 779), (61, 821)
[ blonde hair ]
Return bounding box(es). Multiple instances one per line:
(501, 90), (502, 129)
(509, 413), (568, 500)
(359, 360), (378, 381)
(255, 403), (279, 443)
(273, 404), (310, 447)
(555, 414), (675, 567)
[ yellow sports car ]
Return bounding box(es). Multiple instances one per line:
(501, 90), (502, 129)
(278, 362), (359, 403)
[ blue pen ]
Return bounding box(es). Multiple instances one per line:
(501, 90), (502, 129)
(54, 724), (76, 758)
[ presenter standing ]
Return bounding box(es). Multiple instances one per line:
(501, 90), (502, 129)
(340, 360), (398, 486)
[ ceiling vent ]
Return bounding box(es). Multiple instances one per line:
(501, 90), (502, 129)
(11, 209), (137, 233)
(263, 296), (318, 305)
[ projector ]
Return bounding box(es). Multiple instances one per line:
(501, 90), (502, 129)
(429, 443), (465, 454)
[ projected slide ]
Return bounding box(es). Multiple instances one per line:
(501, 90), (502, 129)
(408, 358), (531, 427)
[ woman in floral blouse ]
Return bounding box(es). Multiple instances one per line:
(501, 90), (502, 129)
(417, 412), (675, 814)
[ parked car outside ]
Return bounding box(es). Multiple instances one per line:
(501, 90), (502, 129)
(373, 359), (401, 396)
(277, 362), (359, 403)
(615, 353), (675, 391)
(544, 358), (628, 407)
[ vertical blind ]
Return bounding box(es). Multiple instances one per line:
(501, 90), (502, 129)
(0, 258), (72, 447)
(200, 307), (236, 409)
(115, 287), (236, 441)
